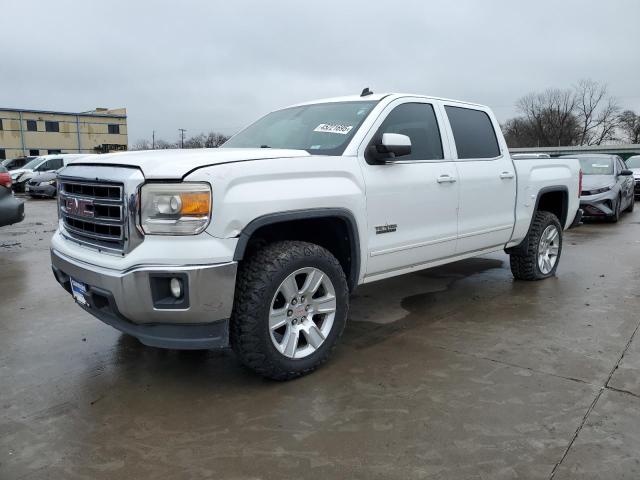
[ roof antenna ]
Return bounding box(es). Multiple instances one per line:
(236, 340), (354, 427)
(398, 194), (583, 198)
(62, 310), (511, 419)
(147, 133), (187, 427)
(360, 87), (373, 97)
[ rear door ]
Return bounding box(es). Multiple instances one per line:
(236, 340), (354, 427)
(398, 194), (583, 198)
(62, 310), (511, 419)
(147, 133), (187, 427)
(358, 98), (459, 278)
(441, 104), (516, 253)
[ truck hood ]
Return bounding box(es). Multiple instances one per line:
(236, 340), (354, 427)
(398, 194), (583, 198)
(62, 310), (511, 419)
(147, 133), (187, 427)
(582, 174), (615, 190)
(630, 167), (640, 179)
(67, 148), (311, 179)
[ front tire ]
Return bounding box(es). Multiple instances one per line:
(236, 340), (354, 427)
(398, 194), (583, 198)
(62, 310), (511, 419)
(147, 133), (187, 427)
(509, 211), (563, 281)
(625, 195), (634, 213)
(230, 241), (349, 380)
(609, 196), (621, 222)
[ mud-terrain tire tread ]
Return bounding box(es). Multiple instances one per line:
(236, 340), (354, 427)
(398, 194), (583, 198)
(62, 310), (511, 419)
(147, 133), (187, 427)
(509, 211), (562, 281)
(230, 240), (348, 381)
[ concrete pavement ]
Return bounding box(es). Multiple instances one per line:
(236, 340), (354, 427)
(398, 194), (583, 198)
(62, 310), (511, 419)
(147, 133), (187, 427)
(1, 198), (639, 479)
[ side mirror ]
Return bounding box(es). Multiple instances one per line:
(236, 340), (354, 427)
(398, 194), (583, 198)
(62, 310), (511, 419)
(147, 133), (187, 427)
(620, 169), (633, 176)
(376, 133), (412, 159)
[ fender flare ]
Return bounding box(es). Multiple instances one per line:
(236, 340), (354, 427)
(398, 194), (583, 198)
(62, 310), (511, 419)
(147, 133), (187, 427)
(505, 186), (569, 255)
(233, 208), (361, 291)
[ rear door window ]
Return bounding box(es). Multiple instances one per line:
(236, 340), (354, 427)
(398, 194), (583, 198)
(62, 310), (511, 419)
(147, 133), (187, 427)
(445, 106), (500, 159)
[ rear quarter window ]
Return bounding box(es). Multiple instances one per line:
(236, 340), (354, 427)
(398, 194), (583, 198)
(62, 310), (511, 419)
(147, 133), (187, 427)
(445, 106), (500, 159)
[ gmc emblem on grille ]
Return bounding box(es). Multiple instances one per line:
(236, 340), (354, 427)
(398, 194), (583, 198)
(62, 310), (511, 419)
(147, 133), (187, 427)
(65, 197), (94, 218)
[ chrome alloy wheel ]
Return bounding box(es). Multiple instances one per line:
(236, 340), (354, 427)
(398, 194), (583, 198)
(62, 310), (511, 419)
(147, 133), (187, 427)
(269, 267), (337, 359)
(538, 225), (560, 274)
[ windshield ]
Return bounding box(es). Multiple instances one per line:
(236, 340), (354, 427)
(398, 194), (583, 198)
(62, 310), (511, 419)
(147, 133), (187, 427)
(222, 101), (378, 155)
(578, 157), (614, 175)
(625, 156), (640, 168)
(23, 157), (44, 170)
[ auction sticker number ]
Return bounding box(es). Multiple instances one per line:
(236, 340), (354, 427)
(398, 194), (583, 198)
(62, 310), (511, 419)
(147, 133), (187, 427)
(314, 123), (353, 135)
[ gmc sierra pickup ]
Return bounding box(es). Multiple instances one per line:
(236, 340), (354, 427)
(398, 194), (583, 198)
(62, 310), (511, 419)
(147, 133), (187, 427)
(51, 91), (581, 380)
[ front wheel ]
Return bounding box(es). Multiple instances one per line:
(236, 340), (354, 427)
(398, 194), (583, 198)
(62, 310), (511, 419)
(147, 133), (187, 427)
(509, 211), (563, 281)
(230, 241), (349, 380)
(609, 196), (621, 222)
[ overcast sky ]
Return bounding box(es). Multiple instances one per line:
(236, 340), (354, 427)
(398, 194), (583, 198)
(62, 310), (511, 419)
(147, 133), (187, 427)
(2, 0), (639, 143)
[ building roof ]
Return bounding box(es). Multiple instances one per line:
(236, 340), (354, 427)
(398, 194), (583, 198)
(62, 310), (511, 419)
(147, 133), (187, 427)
(0, 107), (126, 118)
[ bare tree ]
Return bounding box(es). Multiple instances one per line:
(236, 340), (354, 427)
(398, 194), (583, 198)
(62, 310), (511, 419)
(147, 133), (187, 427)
(619, 110), (640, 144)
(155, 139), (177, 149)
(130, 139), (151, 151)
(204, 132), (229, 147)
(515, 88), (579, 146)
(573, 79), (621, 145)
(130, 131), (230, 151)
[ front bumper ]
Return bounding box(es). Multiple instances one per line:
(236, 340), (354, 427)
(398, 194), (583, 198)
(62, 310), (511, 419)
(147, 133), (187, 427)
(51, 248), (237, 349)
(580, 191), (617, 217)
(635, 179), (640, 196)
(26, 183), (56, 197)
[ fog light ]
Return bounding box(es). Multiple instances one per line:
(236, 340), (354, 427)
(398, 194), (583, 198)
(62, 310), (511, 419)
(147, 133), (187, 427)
(170, 278), (182, 298)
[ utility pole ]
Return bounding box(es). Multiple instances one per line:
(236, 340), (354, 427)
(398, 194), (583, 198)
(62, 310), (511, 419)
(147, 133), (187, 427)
(152, 130), (155, 150)
(178, 128), (187, 149)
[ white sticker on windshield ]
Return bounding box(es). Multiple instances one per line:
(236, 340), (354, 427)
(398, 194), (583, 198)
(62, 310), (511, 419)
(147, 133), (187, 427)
(593, 164), (609, 168)
(314, 123), (353, 135)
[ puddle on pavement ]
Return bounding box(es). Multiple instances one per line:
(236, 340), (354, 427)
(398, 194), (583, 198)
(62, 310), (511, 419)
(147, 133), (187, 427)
(343, 257), (504, 349)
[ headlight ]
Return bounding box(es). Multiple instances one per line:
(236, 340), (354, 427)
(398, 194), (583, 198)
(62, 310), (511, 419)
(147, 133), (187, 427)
(44, 179), (56, 186)
(139, 182), (211, 235)
(591, 185), (614, 194)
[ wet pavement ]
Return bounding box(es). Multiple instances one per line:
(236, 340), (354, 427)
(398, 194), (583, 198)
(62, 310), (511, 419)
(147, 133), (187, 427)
(2, 197), (640, 479)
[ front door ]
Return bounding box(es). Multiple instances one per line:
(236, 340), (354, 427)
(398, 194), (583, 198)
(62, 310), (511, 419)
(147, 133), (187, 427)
(360, 100), (460, 278)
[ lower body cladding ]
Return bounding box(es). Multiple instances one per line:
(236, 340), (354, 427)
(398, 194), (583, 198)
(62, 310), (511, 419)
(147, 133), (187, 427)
(51, 249), (237, 349)
(580, 192), (620, 218)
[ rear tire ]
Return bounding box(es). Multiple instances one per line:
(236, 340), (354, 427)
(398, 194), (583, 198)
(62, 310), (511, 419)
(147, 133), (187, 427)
(230, 241), (349, 380)
(509, 211), (563, 281)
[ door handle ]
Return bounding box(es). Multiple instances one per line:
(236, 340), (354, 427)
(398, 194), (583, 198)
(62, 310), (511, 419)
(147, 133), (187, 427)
(499, 172), (515, 179)
(437, 175), (456, 184)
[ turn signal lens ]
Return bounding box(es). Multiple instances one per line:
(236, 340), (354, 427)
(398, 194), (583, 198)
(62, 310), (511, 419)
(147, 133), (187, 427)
(179, 192), (210, 215)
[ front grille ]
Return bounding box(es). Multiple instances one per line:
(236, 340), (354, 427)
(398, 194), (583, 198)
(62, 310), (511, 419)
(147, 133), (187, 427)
(59, 179), (126, 251)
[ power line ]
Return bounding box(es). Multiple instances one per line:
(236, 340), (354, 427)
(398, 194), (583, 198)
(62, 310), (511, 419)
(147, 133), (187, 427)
(178, 128), (187, 149)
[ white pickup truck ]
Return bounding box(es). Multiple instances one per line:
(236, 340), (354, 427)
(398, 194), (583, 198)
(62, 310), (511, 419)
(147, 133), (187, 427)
(51, 91), (581, 380)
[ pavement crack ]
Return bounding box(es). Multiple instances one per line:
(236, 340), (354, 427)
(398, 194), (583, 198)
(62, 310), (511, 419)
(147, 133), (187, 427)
(604, 317), (640, 390)
(606, 385), (640, 400)
(548, 387), (604, 479)
(548, 316), (640, 479)
(431, 344), (599, 389)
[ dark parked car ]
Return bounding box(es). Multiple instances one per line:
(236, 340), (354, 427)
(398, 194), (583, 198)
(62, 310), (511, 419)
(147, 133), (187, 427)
(560, 154), (634, 222)
(0, 166), (25, 227)
(25, 171), (58, 198)
(1, 156), (36, 171)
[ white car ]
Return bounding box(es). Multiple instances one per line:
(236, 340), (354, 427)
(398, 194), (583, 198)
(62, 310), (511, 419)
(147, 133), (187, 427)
(50, 91), (581, 380)
(625, 155), (640, 197)
(11, 154), (91, 192)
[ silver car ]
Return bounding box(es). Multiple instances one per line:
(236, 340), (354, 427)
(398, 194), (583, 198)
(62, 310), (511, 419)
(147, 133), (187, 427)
(560, 154), (635, 222)
(625, 155), (640, 198)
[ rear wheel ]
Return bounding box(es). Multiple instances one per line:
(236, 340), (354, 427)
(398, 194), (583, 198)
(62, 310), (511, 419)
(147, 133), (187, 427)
(509, 211), (563, 281)
(230, 241), (349, 380)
